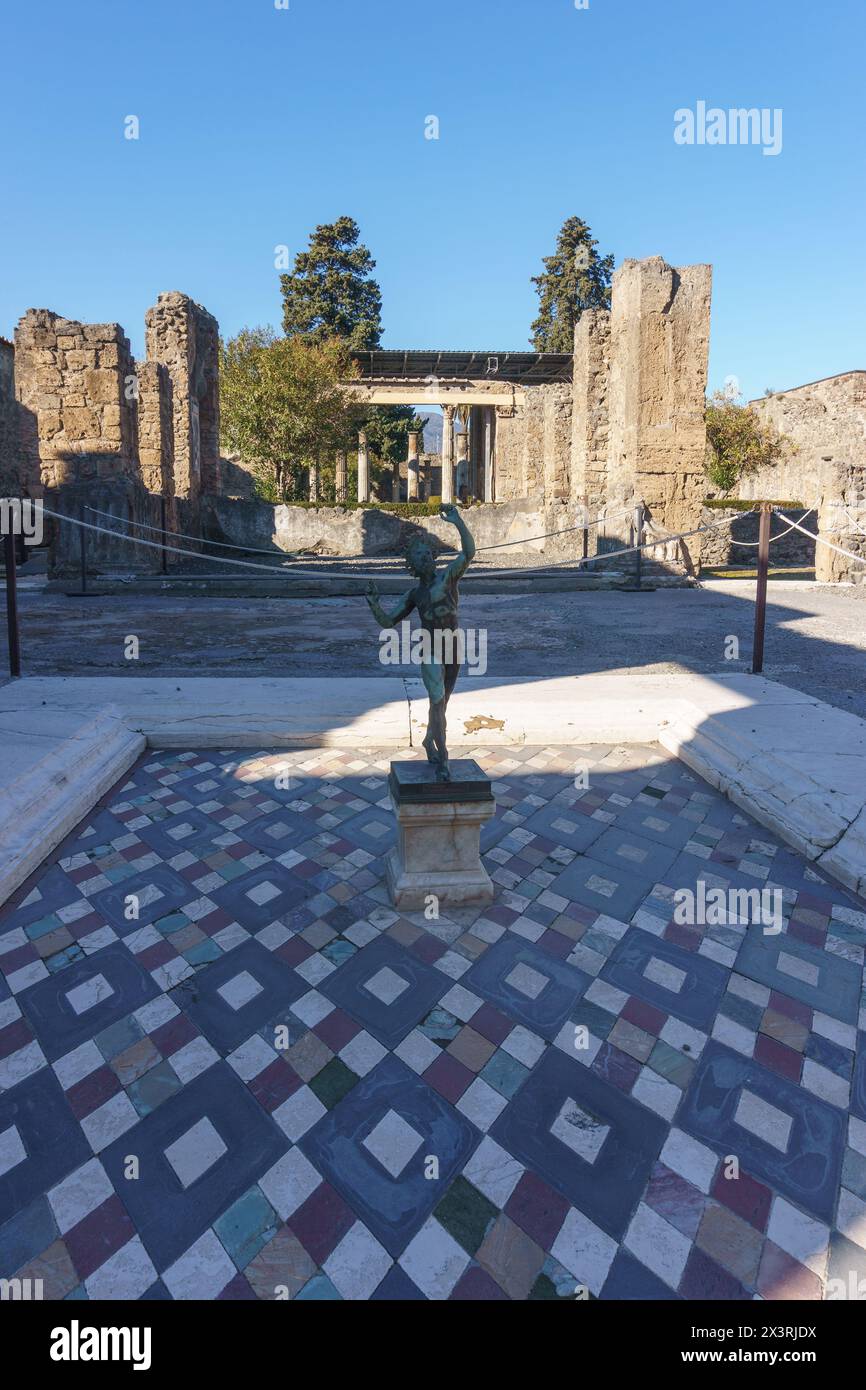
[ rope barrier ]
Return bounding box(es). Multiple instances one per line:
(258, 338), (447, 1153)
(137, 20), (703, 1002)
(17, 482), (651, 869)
(475, 506), (635, 551)
(726, 507), (817, 547)
(459, 510), (759, 578)
(776, 513), (866, 567)
(84, 504), (301, 559)
(842, 505), (866, 537)
(43, 503), (757, 583)
(85, 500), (635, 559)
(41, 507), (310, 579)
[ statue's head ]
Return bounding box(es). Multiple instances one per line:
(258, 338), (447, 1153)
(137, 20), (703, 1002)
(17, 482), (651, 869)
(405, 534), (436, 583)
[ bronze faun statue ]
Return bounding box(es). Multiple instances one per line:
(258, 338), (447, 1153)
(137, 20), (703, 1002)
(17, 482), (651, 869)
(366, 503), (475, 781)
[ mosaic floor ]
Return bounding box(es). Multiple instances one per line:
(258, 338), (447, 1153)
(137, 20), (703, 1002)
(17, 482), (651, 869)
(2, 743), (866, 1301)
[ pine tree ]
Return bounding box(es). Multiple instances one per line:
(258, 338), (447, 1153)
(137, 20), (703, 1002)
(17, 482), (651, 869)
(280, 216), (383, 352)
(530, 217), (614, 351)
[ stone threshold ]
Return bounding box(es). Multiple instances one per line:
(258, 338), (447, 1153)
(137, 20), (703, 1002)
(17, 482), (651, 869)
(0, 672), (863, 907)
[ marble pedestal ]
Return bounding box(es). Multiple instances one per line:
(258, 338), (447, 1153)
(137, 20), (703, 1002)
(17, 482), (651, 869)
(385, 760), (495, 911)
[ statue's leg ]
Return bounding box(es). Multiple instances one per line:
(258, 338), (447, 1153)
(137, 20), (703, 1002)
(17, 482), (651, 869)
(439, 660), (460, 770)
(421, 660), (448, 776)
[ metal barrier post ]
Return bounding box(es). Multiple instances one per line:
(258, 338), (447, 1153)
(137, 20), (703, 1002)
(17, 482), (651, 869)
(751, 504), (772, 673)
(4, 530), (21, 677)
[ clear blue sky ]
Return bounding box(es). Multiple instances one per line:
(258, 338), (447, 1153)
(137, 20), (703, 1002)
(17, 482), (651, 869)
(1, 0), (863, 400)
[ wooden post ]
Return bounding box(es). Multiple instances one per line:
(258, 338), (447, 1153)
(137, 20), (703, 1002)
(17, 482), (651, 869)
(4, 531), (21, 677)
(634, 502), (643, 589)
(752, 504), (772, 674)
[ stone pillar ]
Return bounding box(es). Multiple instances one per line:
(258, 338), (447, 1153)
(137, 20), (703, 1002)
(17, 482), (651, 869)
(483, 408), (495, 502)
(13, 308), (161, 576)
(392, 454), (402, 502)
(455, 432), (469, 500)
(335, 449), (347, 503)
(144, 292), (220, 502)
(0, 338), (25, 496)
(14, 310), (138, 490)
(607, 256), (712, 542)
(407, 430), (420, 501)
(441, 405), (455, 503)
(308, 459), (319, 503)
(137, 362), (174, 499)
(357, 429), (370, 502)
(571, 310), (611, 514)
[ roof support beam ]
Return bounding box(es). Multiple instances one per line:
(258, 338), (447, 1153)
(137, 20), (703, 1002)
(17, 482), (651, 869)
(345, 384), (525, 406)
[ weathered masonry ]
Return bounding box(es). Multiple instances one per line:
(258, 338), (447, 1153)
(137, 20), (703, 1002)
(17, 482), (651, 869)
(0, 255), (717, 575)
(743, 373), (866, 583)
(4, 293), (219, 574)
(345, 255), (714, 566)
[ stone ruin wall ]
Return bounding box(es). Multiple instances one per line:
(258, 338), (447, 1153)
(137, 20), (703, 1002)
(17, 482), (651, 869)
(563, 257), (712, 571)
(145, 292), (220, 500)
(14, 311), (139, 490)
(0, 339), (23, 496)
(6, 293), (218, 574)
(570, 309), (610, 511)
(605, 258), (712, 546)
(741, 373), (866, 583)
(490, 406), (525, 501)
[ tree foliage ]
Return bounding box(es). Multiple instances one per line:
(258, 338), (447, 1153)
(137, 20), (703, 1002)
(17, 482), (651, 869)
(219, 328), (358, 502)
(364, 405), (426, 468)
(280, 216), (383, 352)
(704, 391), (795, 495)
(530, 216), (614, 351)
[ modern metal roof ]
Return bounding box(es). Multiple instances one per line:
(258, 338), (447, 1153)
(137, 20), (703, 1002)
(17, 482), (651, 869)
(354, 349), (573, 385)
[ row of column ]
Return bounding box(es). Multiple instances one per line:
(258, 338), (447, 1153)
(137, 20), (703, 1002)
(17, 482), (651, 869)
(354, 406), (478, 504)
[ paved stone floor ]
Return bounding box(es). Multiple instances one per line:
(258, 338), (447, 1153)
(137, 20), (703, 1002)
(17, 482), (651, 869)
(1, 742), (866, 1301)
(4, 579), (866, 718)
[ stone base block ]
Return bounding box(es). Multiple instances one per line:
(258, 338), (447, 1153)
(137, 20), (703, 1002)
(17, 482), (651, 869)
(385, 759), (495, 911)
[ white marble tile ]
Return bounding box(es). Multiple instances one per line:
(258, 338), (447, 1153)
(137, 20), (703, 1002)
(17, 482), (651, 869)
(463, 1136), (524, 1207)
(399, 1217), (469, 1299)
(273, 1086), (327, 1141)
(165, 1117), (227, 1189)
(259, 1147), (322, 1221)
(363, 1110), (423, 1178)
(163, 1229), (235, 1300)
(551, 1207), (617, 1296)
(324, 1222), (392, 1300)
(48, 1157), (113, 1233)
(767, 1197), (830, 1277)
(85, 1236), (157, 1301)
(625, 1203), (691, 1289)
(217, 970), (264, 1011)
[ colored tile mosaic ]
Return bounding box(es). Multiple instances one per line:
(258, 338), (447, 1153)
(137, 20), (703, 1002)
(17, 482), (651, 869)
(0, 742), (864, 1300)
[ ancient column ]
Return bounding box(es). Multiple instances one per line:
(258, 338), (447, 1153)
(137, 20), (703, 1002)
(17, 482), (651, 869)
(441, 405), (455, 503)
(392, 454), (401, 502)
(335, 449), (347, 503)
(357, 429), (370, 502)
(483, 408), (495, 502)
(308, 459), (319, 503)
(407, 430), (420, 501)
(456, 432), (469, 499)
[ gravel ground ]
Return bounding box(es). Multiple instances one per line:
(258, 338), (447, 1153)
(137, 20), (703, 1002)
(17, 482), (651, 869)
(2, 576), (865, 719)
